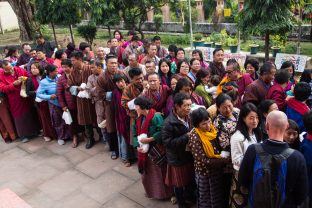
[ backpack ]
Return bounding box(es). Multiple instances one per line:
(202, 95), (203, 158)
(249, 144), (294, 208)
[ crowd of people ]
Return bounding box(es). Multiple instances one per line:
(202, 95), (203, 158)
(0, 29), (312, 208)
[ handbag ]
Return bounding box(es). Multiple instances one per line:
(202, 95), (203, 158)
(147, 144), (167, 166)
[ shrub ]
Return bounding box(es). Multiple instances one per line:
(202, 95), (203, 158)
(77, 23), (97, 45)
(194, 33), (203, 41)
(154, 15), (163, 34)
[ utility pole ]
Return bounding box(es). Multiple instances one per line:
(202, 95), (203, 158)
(188, 0), (193, 49)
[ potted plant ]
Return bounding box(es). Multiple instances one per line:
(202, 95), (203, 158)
(204, 37), (213, 48)
(271, 35), (286, 58)
(249, 41), (259, 55)
(227, 36), (239, 53)
(193, 33), (205, 48)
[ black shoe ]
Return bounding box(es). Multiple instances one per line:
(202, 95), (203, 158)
(4, 138), (12, 144)
(85, 138), (95, 149)
(111, 151), (118, 160)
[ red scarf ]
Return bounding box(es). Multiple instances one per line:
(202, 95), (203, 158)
(136, 108), (156, 174)
(287, 98), (310, 115)
(307, 133), (312, 142)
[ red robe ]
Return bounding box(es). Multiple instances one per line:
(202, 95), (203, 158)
(143, 85), (170, 114)
(266, 83), (286, 111)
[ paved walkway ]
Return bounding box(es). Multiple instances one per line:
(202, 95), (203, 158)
(0, 137), (174, 208)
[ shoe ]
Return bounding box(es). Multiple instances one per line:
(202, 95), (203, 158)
(58, 139), (65, 145)
(44, 137), (51, 142)
(4, 138), (12, 144)
(85, 138), (95, 149)
(21, 137), (29, 143)
(111, 151), (118, 160)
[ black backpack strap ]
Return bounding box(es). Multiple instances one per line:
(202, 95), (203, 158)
(277, 148), (295, 160)
(254, 143), (265, 154)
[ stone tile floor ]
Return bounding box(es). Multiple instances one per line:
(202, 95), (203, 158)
(0, 137), (175, 208)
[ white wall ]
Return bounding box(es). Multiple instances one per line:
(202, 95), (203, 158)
(0, 1), (19, 31)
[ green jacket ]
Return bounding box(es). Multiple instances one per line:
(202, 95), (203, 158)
(133, 112), (164, 148)
(195, 84), (212, 107)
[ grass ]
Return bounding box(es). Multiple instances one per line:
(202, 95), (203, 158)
(1, 27), (311, 56)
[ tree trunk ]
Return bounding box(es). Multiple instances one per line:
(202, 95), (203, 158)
(69, 24), (75, 46)
(310, 19), (312, 42)
(51, 22), (58, 47)
(7, 0), (35, 41)
(265, 33), (270, 61)
(108, 25), (112, 39)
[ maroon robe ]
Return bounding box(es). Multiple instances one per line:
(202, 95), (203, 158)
(265, 83), (286, 111)
(242, 78), (271, 107)
(143, 85), (170, 114)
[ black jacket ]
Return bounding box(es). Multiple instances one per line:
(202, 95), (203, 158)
(162, 111), (193, 166)
(238, 139), (309, 208)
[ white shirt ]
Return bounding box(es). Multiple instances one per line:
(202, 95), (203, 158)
(231, 130), (258, 171)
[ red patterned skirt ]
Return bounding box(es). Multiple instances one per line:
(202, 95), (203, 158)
(165, 163), (194, 188)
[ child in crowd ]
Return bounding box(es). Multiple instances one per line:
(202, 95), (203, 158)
(284, 119), (300, 150)
(205, 75), (220, 99)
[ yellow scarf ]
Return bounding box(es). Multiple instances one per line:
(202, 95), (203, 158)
(195, 125), (221, 158)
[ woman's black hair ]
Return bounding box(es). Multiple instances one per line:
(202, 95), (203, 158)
(258, 99), (276, 115)
(61, 59), (72, 67)
(176, 59), (189, 74)
(113, 73), (127, 84)
(281, 61), (295, 78)
(113, 29), (124, 40)
(55, 49), (64, 59)
(286, 119), (300, 149)
(194, 69), (210, 89)
(175, 48), (185, 57)
(134, 96), (153, 110)
(44, 64), (57, 78)
(275, 69), (290, 85)
(191, 107), (210, 128)
(216, 93), (232, 108)
(244, 58), (259, 72)
(190, 58), (200, 66)
(192, 49), (204, 61)
(158, 58), (172, 78)
(174, 77), (193, 95)
(6, 46), (18, 57)
(30, 62), (45, 76)
(300, 69), (312, 83)
(236, 102), (262, 141)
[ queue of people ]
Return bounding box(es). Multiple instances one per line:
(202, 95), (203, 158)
(0, 30), (312, 208)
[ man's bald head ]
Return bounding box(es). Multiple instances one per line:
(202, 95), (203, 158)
(96, 47), (105, 59)
(266, 111), (288, 141)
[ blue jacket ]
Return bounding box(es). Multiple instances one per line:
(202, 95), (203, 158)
(286, 105), (306, 132)
(300, 133), (312, 198)
(36, 75), (60, 107)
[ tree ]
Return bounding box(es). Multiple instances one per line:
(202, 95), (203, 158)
(115, 0), (165, 39)
(237, 0), (295, 60)
(35, 0), (84, 46)
(303, 0), (312, 41)
(88, 0), (121, 38)
(4, 0), (37, 41)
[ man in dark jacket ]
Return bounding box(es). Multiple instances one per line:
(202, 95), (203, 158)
(162, 93), (195, 207)
(35, 35), (55, 58)
(239, 111), (309, 208)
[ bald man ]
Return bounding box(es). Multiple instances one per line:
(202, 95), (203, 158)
(95, 47), (106, 70)
(238, 111), (309, 207)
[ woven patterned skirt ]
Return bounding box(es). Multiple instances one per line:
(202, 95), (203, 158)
(196, 169), (224, 208)
(229, 170), (248, 208)
(141, 157), (172, 199)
